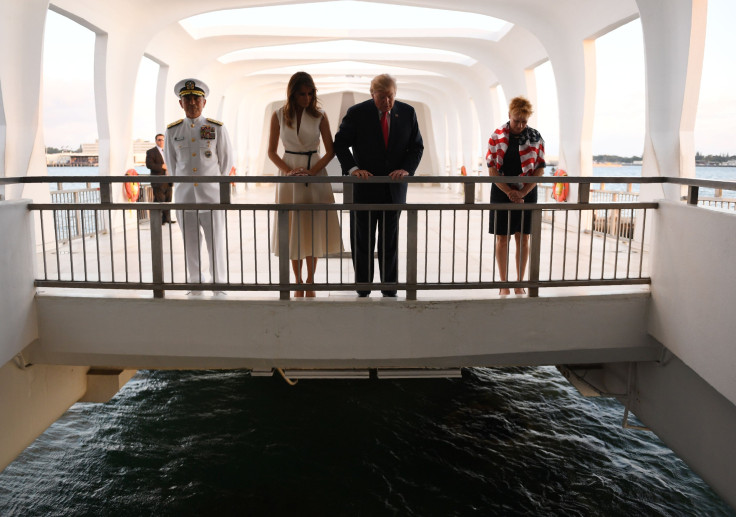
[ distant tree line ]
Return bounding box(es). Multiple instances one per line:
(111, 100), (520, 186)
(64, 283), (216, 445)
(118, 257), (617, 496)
(595, 153), (735, 165)
(46, 146), (82, 154)
(593, 155), (641, 163)
(694, 152), (736, 164)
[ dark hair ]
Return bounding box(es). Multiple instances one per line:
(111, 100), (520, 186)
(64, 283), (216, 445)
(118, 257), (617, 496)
(283, 72), (321, 128)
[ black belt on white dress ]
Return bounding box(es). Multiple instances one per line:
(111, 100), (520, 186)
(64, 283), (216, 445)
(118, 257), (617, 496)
(285, 150), (317, 169)
(285, 150), (317, 187)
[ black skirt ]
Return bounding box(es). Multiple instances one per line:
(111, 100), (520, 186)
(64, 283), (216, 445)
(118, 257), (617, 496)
(488, 184), (537, 235)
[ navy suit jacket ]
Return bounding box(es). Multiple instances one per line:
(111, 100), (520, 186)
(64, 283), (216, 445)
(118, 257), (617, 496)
(334, 99), (423, 204)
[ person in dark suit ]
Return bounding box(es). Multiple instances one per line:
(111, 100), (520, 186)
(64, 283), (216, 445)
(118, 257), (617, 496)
(334, 74), (423, 297)
(145, 134), (173, 224)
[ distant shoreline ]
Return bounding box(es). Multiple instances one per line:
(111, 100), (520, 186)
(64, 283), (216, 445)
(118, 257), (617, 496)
(594, 162), (734, 168)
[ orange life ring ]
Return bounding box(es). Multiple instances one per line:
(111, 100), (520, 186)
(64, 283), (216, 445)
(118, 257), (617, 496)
(124, 169), (140, 202)
(552, 169), (569, 202)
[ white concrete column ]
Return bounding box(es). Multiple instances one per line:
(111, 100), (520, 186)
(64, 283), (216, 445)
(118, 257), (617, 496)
(524, 67), (539, 129)
(488, 85), (502, 131)
(479, 85), (504, 200)
(154, 60), (169, 133)
(579, 39), (597, 178)
(94, 31), (147, 188)
(549, 38), (593, 179)
(495, 65), (528, 104)
(637, 0), (707, 200)
(235, 97), (250, 181)
(468, 97), (481, 172)
(458, 103), (474, 175)
(0, 0), (50, 200)
(434, 112), (448, 174)
(447, 111), (459, 175)
(0, 201), (38, 365)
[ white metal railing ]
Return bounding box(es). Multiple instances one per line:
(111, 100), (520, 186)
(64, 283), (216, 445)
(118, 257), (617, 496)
(50, 187), (108, 241)
(48, 184), (159, 241)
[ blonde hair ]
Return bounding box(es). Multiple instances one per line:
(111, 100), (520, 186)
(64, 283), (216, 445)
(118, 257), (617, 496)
(508, 96), (534, 118)
(370, 74), (397, 94)
(283, 72), (321, 129)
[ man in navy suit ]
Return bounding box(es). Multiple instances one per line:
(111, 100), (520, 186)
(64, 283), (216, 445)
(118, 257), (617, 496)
(145, 134), (173, 224)
(334, 74), (424, 297)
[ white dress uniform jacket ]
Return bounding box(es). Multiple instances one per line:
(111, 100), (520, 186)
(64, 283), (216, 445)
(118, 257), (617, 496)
(165, 115), (233, 203)
(165, 116), (234, 286)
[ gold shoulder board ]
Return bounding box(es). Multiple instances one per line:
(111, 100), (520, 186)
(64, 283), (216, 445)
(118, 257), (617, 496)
(167, 119), (183, 128)
(206, 118), (223, 126)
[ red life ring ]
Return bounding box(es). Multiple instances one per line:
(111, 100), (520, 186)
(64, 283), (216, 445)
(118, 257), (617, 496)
(124, 169), (140, 202)
(552, 169), (569, 202)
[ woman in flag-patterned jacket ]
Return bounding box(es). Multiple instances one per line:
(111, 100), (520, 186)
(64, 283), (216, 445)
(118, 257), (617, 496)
(486, 96), (546, 296)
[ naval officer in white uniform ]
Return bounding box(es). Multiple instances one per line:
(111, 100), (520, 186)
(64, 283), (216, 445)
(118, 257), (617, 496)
(165, 78), (233, 289)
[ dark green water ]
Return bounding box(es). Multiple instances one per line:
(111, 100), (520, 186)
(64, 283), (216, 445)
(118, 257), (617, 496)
(0, 367), (732, 516)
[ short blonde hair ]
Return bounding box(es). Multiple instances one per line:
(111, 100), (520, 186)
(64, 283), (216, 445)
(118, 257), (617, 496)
(370, 74), (397, 94)
(508, 96), (534, 118)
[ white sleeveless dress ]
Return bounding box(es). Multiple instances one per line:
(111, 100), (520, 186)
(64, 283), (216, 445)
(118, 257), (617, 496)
(272, 107), (343, 259)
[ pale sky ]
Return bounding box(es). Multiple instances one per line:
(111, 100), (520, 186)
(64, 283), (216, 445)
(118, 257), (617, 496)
(42, 1), (736, 157)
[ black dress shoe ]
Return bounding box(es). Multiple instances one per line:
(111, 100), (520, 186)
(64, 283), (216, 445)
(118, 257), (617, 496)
(381, 290), (397, 297)
(357, 291), (370, 297)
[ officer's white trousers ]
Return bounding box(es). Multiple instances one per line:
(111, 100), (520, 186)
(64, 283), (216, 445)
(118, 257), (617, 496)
(177, 209), (227, 284)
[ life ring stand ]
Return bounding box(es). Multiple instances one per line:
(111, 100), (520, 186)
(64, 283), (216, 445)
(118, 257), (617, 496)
(552, 169), (569, 202)
(124, 169), (140, 202)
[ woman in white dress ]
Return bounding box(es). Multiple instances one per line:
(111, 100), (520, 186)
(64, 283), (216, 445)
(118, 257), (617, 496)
(268, 72), (343, 297)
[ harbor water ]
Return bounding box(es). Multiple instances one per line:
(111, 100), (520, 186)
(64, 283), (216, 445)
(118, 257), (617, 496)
(1, 166), (734, 514)
(0, 368), (733, 515)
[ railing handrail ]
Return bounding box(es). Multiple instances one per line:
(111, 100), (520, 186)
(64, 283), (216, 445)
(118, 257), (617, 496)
(28, 201), (659, 211)
(3, 174), (736, 190)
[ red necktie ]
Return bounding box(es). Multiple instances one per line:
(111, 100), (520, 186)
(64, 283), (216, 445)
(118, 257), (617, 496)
(381, 111), (389, 148)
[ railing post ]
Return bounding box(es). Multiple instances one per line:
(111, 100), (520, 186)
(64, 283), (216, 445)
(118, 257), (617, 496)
(150, 210), (164, 298)
(220, 179), (231, 205)
(74, 191), (82, 238)
(578, 183), (590, 204)
(687, 185), (699, 205)
(528, 209), (542, 297)
(464, 182), (475, 205)
(278, 209), (290, 300)
(406, 209), (418, 300)
(100, 179), (112, 204)
(343, 181), (353, 204)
